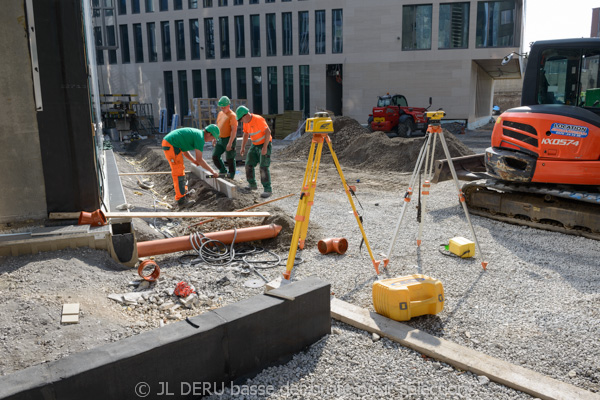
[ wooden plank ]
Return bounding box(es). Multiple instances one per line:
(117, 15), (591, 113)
(49, 211), (270, 220)
(118, 171), (190, 176)
(330, 298), (599, 400)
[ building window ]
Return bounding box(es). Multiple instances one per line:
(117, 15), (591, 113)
(164, 71), (175, 124)
(252, 67), (262, 114)
(219, 17), (230, 58)
(189, 0), (198, 9)
(218, 0), (227, 5)
(235, 16), (245, 57)
(439, 3), (469, 49)
(234, 0), (243, 4)
(236, 68), (247, 99)
(402, 4), (432, 50)
(282, 12), (292, 56)
(131, 0), (140, 14)
(145, 0), (154, 12)
(221, 68), (232, 98)
(92, 0), (118, 52)
(207, 69), (217, 98)
(133, 23), (144, 62)
(94, 27), (104, 65)
(298, 11), (309, 55)
(266, 14), (276, 56)
(203, 0), (213, 7)
(268, 66), (278, 115)
(107, 25), (118, 64)
(192, 69), (202, 97)
(283, 66), (293, 111)
(147, 22), (158, 62)
(176, 20), (186, 60)
(161, 21), (171, 61)
(299, 65), (309, 117)
(178, 70), (189, 116)
(159, 0), (168, 11)
(118, 0), (126, 15)
(190, 20), (200, 60)
(332, 9), (343, 53)
(250, 15), (261, 57)
(476, 1), (516, 47)
(119, 25), (131, 63)
(174, 0), (183, 10)
(315, 10), (325, 54)
(266, 0), (274, 3)
(249, 0), (258, 4)
(204, 18), (215, 59)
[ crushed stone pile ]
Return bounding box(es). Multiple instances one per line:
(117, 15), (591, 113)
(276, 116), (474, 172)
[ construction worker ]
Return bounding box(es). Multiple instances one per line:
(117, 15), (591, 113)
(162, 125), (220, 208)
(236, 106), (273, 198)
(213, 96), (238, 179)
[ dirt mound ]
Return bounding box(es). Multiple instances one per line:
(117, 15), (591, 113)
(276, 116), (474, 172)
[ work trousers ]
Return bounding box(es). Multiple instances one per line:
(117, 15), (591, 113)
(162, 139), (188, 201)
(212, 136), (237, 178)
(245, 142), (272, 192)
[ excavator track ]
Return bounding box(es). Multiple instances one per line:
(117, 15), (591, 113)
(462, 181), (600, 241)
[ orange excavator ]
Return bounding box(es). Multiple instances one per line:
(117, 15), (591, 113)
(434, 38), (600, 239)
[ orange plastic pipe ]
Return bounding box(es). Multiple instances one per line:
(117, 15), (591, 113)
(137, 224), (283, 257)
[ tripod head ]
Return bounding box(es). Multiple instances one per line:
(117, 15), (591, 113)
(426, 110), (446, 123)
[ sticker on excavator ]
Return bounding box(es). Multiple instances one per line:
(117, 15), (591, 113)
(549, 123), (588, 138)
(372, 274), (444, 322)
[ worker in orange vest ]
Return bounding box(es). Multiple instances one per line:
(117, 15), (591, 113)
(213, 96), (238, 179)
(162, 125), (220, 208)
(236, 106), (273, 198)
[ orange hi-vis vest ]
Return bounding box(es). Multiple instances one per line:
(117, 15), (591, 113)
(243, 114), (272, 145)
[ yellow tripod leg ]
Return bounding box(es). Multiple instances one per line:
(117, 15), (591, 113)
(297, 137), (325, 249)
(284, 137), (324, 280)
(326, 138), (384, 274)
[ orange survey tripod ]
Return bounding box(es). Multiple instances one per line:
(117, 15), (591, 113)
(283, 112), (384, 280)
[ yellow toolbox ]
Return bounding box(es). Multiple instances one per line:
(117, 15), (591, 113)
(372, 274), (444, 321)
(448, 237), (475, 258)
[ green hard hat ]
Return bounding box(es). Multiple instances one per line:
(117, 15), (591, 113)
(217, 96), (230, 107)
(205, 124), (220, 138)
(236, 106), (249, 121)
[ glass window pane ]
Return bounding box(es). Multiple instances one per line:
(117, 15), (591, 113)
(207, 69), (217, 98)
(236, 67), (247, 99)
(147, 22), (157, 62)
(250, 15), (261, 57)
(145, 0), (153, 12)
(131, 0), (140, 13)
(283, 65), (293, 111)
(159, 0), (168, 11)
(218, 0), (227, 5)
(118, 0), (126, 15)
(164, 71), (175, 125)
(119, 25), (130, 63)
(133, 23), (144, 62)
(192, 69), (203, 98)
(402, 5), (432, 50)
(439, 2), (469, 49)
(252, 67), (262, 114)
(178, 70), (189, 116)
(176, 20), (186, 60)
(235, 15), (245, 57)
(161, 21), (171, 61)
(190, 19), (200, 60)
(298, 11), (309, 55)
(266, 14), (276, 56)
(315, 10), (325, 54)
(204, 18), (215, 59)
(268, 66), (278, 114)
(299, 65), (309, 117)
(189, 0), (198, 9)
(174, 0), (183, 10)
(332, 9), (343, 53)
(282, 12), (292, 56)
(234, 0), (243, 4)
(219, 17), (230, 58)
(221, 68), (232, 98)
(476, 1), (516, 48)
(203, 0), (213, 7)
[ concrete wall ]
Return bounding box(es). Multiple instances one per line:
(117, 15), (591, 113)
(0, 1), (47, 222)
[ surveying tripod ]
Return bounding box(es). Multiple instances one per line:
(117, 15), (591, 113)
(283, 113), (384, 280)
(383, 110), (488, 270)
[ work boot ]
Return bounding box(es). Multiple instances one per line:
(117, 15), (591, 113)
(244, 185), (258, 191)
(260, 191), (272, 198)
(177, 196), (196, 209)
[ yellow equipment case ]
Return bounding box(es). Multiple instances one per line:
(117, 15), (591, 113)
(372, 274), (444, 321)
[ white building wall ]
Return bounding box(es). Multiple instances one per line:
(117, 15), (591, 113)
(98, 0), (523, 128)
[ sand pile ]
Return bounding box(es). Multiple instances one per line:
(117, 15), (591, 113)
(276, 116), (474, 173)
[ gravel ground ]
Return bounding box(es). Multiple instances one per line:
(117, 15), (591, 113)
(1, 123), (599, 399)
